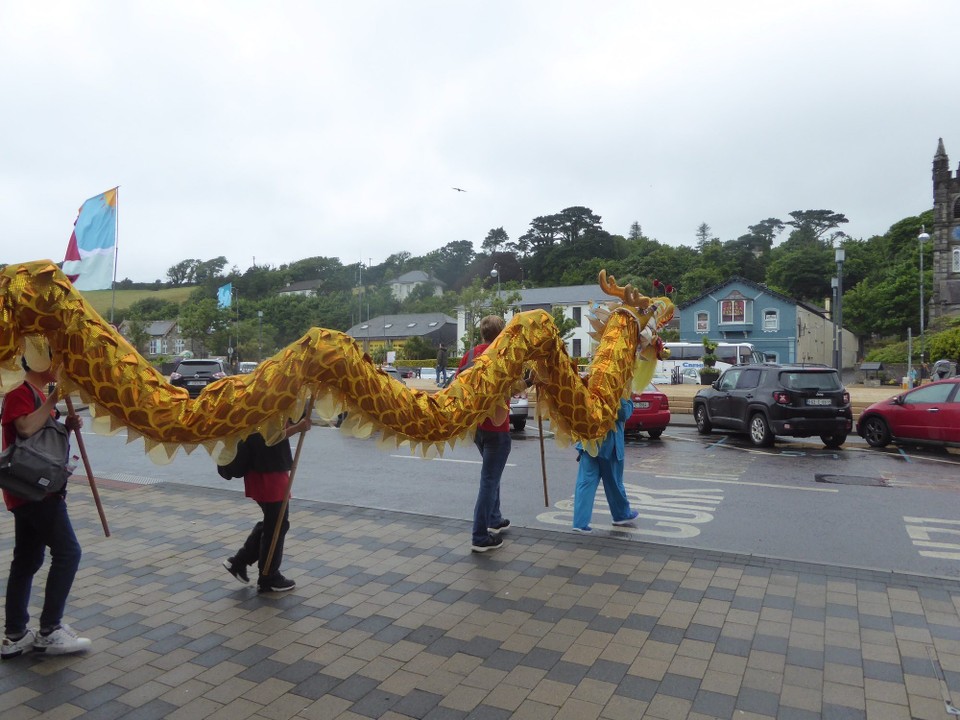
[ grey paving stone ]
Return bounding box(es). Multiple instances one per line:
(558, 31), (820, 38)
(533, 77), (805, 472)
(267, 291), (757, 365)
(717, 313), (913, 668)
(658, 673), (701, 700)
(736, 687), (780, 715)
(716, 636), (753, 657)
(823, 645), (863, 667)
(587, 659), (629, 684)
(786, 647), (824, 670)
(292, 673), (342, 700)
(80, 700), (137, 720)
(349, 689), (402, 717)
(523, 647), (564, 670)
(693, 689), (737, 719)
(545, 660), (590, 685)
(822, 704), (867, 720)
(392, 689), (444, 718)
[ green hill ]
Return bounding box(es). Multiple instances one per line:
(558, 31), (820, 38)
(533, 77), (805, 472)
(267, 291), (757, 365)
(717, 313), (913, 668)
(81, 286), (196, 318)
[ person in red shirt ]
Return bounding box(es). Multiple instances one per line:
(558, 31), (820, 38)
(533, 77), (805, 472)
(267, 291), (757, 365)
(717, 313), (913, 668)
(1, 354), (90, 659)
(222, 416), (311, 592)
(458, 315), (512, 553)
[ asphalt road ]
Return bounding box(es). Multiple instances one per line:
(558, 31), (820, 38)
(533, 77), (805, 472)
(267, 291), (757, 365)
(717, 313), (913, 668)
(74, 413), (960, 581)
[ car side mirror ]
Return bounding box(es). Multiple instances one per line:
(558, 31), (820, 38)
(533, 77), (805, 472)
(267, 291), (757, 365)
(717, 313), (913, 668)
(712, 381), (720, 390)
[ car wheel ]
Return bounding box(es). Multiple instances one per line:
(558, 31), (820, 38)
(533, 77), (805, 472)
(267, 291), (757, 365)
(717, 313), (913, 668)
(647, 428), (664, 439)
(694, 404), (712, 434)
(512, 419), (526, 431)
(820, 433), (847, 449)
(749, 413), (774, 446)
(860, 415), (891, 448)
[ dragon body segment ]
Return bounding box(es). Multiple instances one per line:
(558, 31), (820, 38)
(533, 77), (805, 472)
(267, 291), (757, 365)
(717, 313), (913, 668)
(0, 261), (672, 463)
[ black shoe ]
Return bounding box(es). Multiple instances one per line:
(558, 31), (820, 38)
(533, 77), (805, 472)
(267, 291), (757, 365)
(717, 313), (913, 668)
(471, 535), (503, 553)
(222, 558), (249, 584)
(258, 574), (296, 593)
(488, 519), (511, 535)
(223, 558), (250, 585)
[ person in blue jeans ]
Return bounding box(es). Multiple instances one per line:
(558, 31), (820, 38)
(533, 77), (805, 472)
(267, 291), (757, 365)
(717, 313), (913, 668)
(572, 397), (640, 533)
(458, 315), (512, 553)
(2, 352), (91, 659)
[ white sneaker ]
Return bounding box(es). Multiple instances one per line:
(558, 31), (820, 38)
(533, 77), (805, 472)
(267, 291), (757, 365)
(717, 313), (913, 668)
(35, 624), (91, 655)
(1, 629), (36, 659)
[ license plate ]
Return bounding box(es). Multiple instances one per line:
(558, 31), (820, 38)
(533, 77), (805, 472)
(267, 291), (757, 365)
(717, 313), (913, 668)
(806, 398), (832, 406)
(188, 380), (206, 386)
(635, 401), (650, 409)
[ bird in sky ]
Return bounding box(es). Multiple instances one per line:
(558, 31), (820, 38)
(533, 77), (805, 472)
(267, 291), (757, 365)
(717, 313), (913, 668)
(452, 187), (466, 192)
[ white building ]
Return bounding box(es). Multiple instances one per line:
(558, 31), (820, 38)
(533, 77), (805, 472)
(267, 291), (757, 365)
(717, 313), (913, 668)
(389, 271), (445, 302)
(455, 284), (611, 358)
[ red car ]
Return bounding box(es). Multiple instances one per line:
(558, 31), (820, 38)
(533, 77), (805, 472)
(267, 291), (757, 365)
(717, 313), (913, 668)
(624, 383), (671, 439)
(856, 378), (960, 449)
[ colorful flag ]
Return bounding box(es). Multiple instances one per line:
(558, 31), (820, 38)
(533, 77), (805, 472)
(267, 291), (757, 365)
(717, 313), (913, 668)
(62, 188), (118, 290)
(218, 283), (233, 309)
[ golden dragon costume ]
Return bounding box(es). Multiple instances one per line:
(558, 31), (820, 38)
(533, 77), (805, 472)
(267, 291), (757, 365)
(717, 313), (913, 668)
(0, 261), (673, 464)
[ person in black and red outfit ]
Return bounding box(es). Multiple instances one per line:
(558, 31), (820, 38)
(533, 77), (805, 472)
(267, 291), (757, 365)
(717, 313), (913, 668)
(458, 315), (512, 553)
(1, 352), (90, 659)
(222, 416), (311, 592)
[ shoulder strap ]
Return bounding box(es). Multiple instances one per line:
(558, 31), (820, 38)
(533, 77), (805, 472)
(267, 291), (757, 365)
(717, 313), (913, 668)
(456, 346), (478, 377)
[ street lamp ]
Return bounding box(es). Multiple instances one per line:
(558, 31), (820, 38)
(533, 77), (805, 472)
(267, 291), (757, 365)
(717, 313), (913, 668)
(831, 277), (839, 368)
(257, 310), (263, 361)
(918, 226), (930, 364)
(490, 263), (500, 297)
(834, 247), (845, 373)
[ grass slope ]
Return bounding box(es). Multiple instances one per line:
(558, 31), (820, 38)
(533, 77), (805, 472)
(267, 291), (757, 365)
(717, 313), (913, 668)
(80, 286), (196, 318)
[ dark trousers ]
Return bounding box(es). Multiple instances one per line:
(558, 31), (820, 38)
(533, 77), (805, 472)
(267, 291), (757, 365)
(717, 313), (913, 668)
(234, 501), (289, 578)
(5, 496), (81, 636)
(472, 429), (511, 544)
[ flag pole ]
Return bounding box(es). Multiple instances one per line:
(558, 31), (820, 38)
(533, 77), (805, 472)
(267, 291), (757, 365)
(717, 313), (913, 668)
(261, 397), (314, 582)
(537, 387), (549, 507)
(109, 186), (120, 324)
(64, 397), (110, 537)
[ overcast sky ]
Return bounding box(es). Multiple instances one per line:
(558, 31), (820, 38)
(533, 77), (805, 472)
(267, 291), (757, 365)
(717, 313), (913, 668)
(2, 1), (958, 283)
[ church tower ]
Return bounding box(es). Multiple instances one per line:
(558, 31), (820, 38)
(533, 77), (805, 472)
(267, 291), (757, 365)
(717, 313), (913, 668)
(930, 138), (960, 321)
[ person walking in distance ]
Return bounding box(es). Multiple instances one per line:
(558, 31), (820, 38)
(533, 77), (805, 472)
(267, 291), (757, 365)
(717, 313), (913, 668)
(436, 343), (449, 386)
(222, 416), (311, 592)
(2, 352), (91, 659)
(458, 316), (512, 552)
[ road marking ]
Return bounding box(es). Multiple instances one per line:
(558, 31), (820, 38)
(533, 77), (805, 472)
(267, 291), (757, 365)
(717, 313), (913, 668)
(650, 474), (839, 492)
(898, 448), (913, 463)
(389, 455), (517, 467)
(903, 517), (960, 560)
(538, 483), (724, 539)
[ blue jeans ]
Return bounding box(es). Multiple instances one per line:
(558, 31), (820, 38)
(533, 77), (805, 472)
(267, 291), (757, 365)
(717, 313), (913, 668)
(5, 496), (82, 636)
(437, 366), (447, 384)
(572, 453), (632, 530)
(472, 429), (511, 543)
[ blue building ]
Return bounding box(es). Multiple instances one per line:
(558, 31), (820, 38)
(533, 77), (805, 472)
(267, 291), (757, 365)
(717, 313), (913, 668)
(678, 277), (856, 368)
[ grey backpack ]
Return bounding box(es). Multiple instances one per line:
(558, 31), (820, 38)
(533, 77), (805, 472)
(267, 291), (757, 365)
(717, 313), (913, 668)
(0, 385), (73, 501)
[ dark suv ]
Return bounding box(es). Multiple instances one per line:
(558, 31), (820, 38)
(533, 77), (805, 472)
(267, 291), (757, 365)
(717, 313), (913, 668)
(693, 363), (852, 448)
(170, 358), (229, 397)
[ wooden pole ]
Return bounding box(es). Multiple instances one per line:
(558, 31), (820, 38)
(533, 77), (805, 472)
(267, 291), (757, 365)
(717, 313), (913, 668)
(64, 396), (110, 537)
(261, 398), (313, 581)
(536, 391), (549, 507)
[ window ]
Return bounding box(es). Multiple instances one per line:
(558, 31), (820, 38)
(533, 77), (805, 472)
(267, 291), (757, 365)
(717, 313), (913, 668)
(572, 307), (582, 325)
(954, 248), (960, 273)
(572, 339), (581, 357)
(735, 369), (762, 390)
(384, 323), (393, 329)
(720, 299), (746, 323)
(718, 369), (741, 392)
(148, 339), (160, 355)
(360, 324), (369, 330)
(174, 339), (185, 354)
(954, 197), (960, 219)
(763, 309), (779, 331)
(407, 322), (417, 328)
(428, 321), (438, 327)
(696, 312), (709, 333)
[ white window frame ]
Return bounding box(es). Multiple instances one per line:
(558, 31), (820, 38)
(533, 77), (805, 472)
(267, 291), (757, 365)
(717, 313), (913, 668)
(696, 312), (709, 333)
(719, 299), (748, 324)
(148, 339), (160, 355)
(174, 339), (185, 355)
(953, 247), (960, 273)
(763, 309), (779, 332)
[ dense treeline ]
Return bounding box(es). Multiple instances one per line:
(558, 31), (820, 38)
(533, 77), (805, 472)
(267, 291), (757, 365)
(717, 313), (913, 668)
(111, 205), (958, 362)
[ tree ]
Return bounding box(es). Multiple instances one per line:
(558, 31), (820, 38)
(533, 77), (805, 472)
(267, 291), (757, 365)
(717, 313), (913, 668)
(784, 210), (848, 242)
(399, 335), (433, 361)
(481, 227), (509, 254)
(550, 307), (579, 340)
(166, 259), (197, 286)
(126, 297), (181, 320)
(695, 223), (716, 251)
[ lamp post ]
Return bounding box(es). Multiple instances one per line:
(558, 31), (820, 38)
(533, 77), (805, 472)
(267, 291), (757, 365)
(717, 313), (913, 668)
(918, 226), (930, 364)
(257, 310), (263, 361)
(834, 247), (845, 373)
(831, 277), (839, 368)
(490, 263), (500, 297)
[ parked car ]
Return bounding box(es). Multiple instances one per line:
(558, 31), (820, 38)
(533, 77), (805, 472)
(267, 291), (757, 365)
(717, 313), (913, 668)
(439, 372), (528, 431)
(857, 378), (960, 449)
(693, 363), (852, 448)
(381, 365), (405, 384)
(238, 361), (258, 374)
(170, 358), (230, 397)
(624, 383), (671, 439)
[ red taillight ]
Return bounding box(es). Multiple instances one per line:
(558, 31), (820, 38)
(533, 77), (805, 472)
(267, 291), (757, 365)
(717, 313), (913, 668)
(842, 392), (850, 404)
(660, 396), (669, 410)
(773, 391), (791, 405)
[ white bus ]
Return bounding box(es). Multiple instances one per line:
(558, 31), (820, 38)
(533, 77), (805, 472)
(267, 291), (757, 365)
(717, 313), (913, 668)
(655, 341), (763, 384)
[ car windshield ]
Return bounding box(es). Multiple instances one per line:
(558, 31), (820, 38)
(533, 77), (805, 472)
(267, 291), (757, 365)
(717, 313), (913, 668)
(177, 361), (222, 374)
(779, 371), (841, 391)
